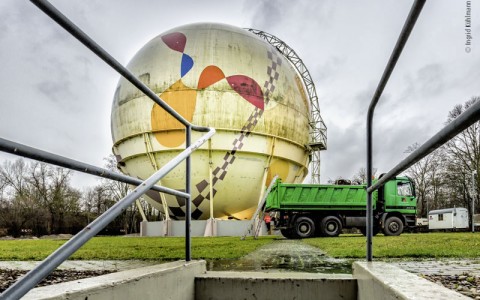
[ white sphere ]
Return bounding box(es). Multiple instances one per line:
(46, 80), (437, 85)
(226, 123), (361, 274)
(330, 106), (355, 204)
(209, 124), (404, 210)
(111, 23), (311, 220)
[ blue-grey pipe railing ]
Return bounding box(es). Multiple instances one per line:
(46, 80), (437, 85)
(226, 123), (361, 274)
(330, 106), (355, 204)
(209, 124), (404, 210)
(368, 100), (480, 194)
(0, 129), (215, 300)
(30, 0), (208, 133)
(0, 137), (188, 198)
(366, 0), (426, 261)
(1, 0), (216, 298)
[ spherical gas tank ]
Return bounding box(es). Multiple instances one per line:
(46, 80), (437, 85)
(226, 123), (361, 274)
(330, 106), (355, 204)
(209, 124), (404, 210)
(111, 23), (311, 220)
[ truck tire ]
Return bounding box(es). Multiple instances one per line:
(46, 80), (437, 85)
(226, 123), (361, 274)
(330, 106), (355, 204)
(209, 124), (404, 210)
(321, 216), (342, 237)
(383, 216), (404, 236)
(294, 216), (315, 238)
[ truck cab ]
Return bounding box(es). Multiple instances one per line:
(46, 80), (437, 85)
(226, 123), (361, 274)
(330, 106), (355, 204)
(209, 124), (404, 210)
(379, 177), (417, 234)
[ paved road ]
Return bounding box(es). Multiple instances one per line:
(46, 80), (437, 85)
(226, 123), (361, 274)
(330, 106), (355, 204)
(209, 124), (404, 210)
(393, 260), (480, 276)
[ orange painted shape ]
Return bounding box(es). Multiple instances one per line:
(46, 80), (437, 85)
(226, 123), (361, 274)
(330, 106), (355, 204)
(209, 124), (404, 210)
(198, 65), (225, 89)
(151, 79), (197, 147)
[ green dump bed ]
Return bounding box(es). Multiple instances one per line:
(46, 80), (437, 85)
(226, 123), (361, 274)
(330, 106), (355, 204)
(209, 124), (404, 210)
(265, 181), (378, 211)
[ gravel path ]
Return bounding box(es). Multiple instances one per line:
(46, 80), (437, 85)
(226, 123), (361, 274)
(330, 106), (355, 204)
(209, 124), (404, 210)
(392, 260), (480, 299)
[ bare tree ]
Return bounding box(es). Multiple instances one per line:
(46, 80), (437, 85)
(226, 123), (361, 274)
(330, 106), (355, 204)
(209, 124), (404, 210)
(351, 167), (377, 185)
(0, 160), (45, 236)
(102, 155), (136, 233)
(28, 162), (81, 234)
(81, 155), (141, 234)
(444, 97), (480, 225)
(404, 143), (445, 217)
(403, 96), (480, 222)
(0, 159), (82, 236)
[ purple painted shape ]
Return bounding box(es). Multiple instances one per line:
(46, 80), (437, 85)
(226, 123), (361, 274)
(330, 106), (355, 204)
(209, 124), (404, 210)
(226, 75), (265, 110)
(161, 32), (186, 53)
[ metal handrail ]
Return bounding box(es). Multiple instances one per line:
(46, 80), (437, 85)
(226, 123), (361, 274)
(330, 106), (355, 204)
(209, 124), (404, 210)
(0, 137), (189, 198)
(0, 0), (216, 298)
(0, 129), (215, 300)
(367, 100), (480, 194)
(30, 0), (209, 133)
(366, 0), (426, 261)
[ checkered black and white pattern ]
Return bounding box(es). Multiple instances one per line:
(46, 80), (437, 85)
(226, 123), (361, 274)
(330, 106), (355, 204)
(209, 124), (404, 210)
(169, 49), (282, 219)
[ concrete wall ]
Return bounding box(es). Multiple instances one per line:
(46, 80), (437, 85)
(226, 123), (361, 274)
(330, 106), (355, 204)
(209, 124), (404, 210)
(140, 220), (207, 237)
(20, 260), (470, 300)
(169, 220), (208, 236)
(140, 220), (267, 237)
(353, 262), (469, 300)
(23, 260), (206, 300)
(215, 220), (257, 236)
(195, 271), (357, 300)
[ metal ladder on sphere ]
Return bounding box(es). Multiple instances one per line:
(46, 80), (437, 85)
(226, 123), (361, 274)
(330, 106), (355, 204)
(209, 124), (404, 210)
(241, 175), (278, 240)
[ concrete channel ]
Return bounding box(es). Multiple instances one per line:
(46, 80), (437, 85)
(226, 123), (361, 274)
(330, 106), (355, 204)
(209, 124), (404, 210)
(21, 259), (468, 300)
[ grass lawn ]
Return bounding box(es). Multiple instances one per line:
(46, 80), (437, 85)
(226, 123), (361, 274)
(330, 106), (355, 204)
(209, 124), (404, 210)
(303, 232), (480, 259)
(0, 236), (277, 261)
(1, 232), (479, 261)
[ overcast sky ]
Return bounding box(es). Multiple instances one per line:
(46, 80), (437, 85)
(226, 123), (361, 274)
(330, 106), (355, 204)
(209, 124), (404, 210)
(0, 0), (479, 189)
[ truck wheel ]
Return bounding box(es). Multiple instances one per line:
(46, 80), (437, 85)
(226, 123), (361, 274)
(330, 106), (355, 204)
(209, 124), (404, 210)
(294, 216), (315, 238)
(321, 216), (342, 237)
(383, 216), (404, 236)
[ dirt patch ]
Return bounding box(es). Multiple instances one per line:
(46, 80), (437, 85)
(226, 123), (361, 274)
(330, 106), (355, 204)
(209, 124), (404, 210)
(0, 269), (114, 293)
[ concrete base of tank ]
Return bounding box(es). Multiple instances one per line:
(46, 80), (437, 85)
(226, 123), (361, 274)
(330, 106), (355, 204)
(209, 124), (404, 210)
(140, 219), (270, 237)
(23, 260), (468, 300)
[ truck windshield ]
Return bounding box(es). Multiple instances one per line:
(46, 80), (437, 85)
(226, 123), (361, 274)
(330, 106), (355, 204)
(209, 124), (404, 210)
(397, 181), (413, 196)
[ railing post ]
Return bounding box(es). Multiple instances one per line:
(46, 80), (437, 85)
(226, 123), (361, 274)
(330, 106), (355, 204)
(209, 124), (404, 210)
(186, 125), (192, 261)
(366, 0), (426, 261)
(366, 126), (373, 261)
(472, 170), (477, 233)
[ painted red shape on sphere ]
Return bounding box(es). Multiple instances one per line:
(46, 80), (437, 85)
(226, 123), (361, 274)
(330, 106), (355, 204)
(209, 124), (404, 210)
(227, 75), (264, 110)
(161, 32), (186, 53)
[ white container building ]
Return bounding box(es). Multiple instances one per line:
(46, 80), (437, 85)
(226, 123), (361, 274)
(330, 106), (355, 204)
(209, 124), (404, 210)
(428, 207), (469, 230)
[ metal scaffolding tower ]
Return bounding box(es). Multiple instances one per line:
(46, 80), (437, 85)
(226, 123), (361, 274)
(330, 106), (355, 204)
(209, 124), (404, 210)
(246, 29), (327, 183)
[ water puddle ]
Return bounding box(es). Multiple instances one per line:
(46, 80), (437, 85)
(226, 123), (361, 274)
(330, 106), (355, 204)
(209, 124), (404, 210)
(207, 257), (352, 273)
(206, 239), (352, 274)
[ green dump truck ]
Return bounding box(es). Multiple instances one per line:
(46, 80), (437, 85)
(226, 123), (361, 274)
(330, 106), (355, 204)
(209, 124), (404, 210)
(265, 176), (417, 238)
